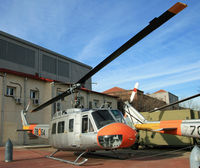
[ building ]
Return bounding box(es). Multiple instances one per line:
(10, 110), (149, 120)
(0, 31), (92, 89)
(103, 87), (166, 112)
(149, 89), (179, 104)
(149, 89), (179, 109)
(0, 31), (117, 146)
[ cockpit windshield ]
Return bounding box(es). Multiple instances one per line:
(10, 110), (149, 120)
(110, 110), (126, 123)
(92, 110), (116, 129)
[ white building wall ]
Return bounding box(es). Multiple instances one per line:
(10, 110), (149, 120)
(150, 91), (178, 105)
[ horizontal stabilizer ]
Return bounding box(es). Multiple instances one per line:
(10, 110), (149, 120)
(152, 127), (177, 132)
(16, 129), (33, 132)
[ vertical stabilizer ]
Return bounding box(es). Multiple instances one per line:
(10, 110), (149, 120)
(124, 101), (146, 124)
(21, 110), (28, 126)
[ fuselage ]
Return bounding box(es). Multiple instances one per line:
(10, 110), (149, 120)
(49, 108), (137, 151)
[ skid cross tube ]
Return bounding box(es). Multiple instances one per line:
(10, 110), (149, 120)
(46, 150), (88, 166)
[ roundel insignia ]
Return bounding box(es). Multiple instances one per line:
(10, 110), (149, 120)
(38, 128), (41, 136)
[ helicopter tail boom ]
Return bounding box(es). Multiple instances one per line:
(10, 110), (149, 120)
(18, 110), (49, 139)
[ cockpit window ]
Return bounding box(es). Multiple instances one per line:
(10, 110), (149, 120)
(82, 115), (94, 133)
(111, 110), (126, 123)
(92, 110), (115, 129)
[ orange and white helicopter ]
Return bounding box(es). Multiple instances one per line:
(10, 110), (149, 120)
(18, 2), (187, 166)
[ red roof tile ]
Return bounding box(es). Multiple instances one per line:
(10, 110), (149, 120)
(103, 87), (126, 93)
(154, 89), (167, 94)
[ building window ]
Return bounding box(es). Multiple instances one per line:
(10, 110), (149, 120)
(58, 121), (65, 133)
(58, 60), (70, 78)
(51, 123), (56, 134)
(93, 99), (99, 108)
(30, 90), (39, 99)
(42, 54), (56, 74)
(6, 86), (15, 96)
(56, 102), (61, 111)
(30, 90), (39, 105)
(89, 101), (92, 109)
(69, 119), (74, 132)
(107, 102), (112, 108)
(55, 90), (63, 112)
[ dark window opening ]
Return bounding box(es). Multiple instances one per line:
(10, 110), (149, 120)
(58, 60), (69, 78)
(6, 86), (15, 96)
(58, 121), (65, 133)
(82, 115), (94, 133)
(52, 123), (56, 134)
(82, 115), (88, 133)
(69, 119), (74, 132)
(0, 39), (35, 68)
(42, 54), (56, 74)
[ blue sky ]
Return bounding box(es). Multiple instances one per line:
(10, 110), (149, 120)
(0, 0), (200, 100)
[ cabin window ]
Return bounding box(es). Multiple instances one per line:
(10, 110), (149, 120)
(69, 119), (74, 132)
(82, 115), (94, 133)
(52, 123), (56, 134)
(58, 121), (65, 133)
(82, 116), (88, 133)
(89, 119), (94, 132)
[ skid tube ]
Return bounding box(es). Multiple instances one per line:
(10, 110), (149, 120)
(46, 149), (88, 166)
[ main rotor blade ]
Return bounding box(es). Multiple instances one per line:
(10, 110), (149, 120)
(32, 88), (71, 112)
(32, 2), (187, 112)
(150, 93), (200, 112)
(32, 84), (81, 112)
(77, 2), (187, 84)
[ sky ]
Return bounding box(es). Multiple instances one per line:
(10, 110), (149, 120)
(0, 0), (200, 102)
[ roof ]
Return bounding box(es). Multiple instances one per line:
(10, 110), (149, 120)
(81, 88), (118, 98)
(0, 68), (117, 98)
(154, 89), (167, 94)
(0, 68), (54, 82)
(103, 87), (126, 93)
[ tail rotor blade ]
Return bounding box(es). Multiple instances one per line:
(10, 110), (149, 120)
(130, 82), (139, 103)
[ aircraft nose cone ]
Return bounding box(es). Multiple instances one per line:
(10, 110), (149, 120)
(97, 123), (136, 149)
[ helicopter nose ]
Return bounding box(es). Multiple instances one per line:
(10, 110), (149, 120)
(97, 123), (136, 149)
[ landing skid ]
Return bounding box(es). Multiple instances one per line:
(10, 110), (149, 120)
(46, 149), (88, 166)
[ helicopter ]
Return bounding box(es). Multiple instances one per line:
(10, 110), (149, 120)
(18, 2), (187, 166)
(124, 83), (200, 140)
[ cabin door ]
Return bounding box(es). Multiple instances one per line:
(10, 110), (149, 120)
(68, 115), (81, 148)
(80, 115), (97, 149)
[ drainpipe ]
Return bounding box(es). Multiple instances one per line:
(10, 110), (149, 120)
(50, 82), (55, 118)
(0, 73), (6, 146)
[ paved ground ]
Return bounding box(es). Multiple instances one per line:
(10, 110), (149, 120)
(0, 146), (191, 168)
